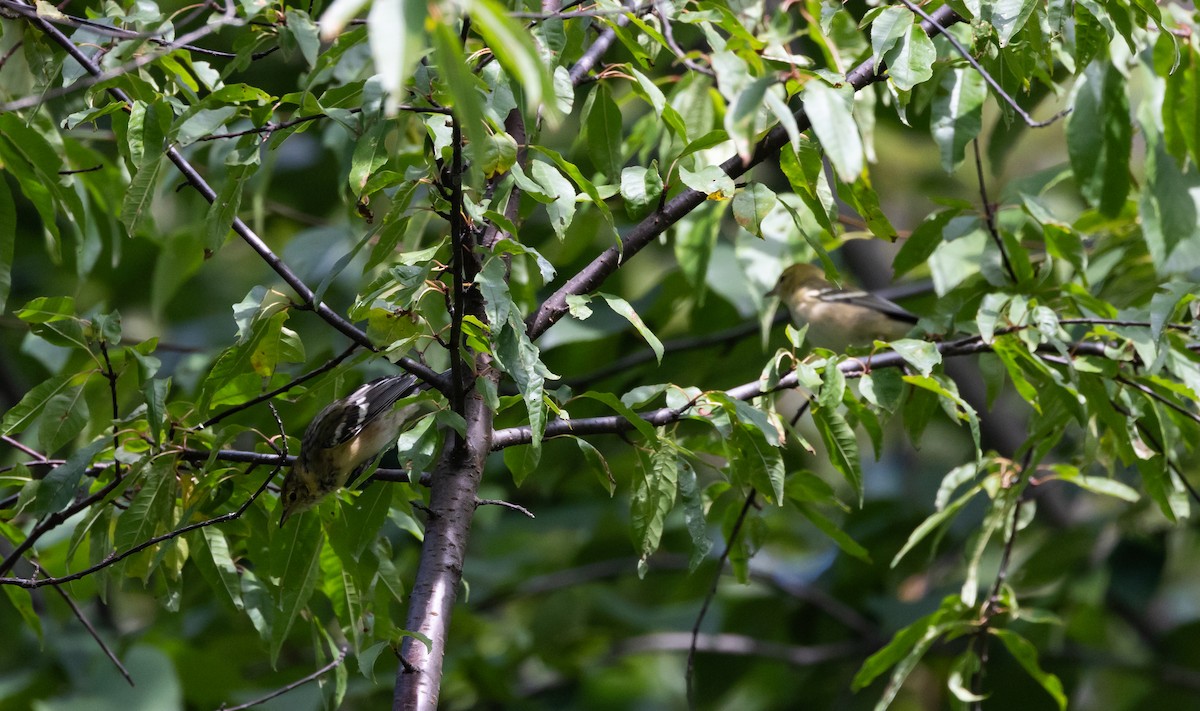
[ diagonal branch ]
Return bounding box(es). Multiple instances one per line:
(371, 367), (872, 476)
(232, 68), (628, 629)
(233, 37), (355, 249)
(21, 8), (445, 391)
(524, 5), (964, 341)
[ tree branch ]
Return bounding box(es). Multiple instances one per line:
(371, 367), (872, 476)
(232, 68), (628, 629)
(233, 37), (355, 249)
(20, 8), (446, 391)
(490, 334), (1127, 450)
(524, 5), (964, 342)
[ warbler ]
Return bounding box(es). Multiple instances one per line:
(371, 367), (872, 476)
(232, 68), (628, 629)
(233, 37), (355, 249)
(768, 263), (917, 351)
(279, 373), (425, 525)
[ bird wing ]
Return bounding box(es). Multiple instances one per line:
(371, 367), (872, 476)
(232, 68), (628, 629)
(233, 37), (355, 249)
(816, 286), (919, 325)
(307, 373), (423, 448)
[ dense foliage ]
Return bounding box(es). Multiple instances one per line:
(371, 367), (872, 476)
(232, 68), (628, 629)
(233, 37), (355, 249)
(2, 0), (1200, 709)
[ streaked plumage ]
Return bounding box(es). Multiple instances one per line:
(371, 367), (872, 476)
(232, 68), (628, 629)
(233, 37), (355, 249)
(279, 373), (423, 525)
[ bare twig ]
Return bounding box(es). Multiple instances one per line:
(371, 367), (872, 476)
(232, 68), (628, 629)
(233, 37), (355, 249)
(0, 0), (236, 112)
(35, 560), (135, 686)
(0, 0), (272, 59)
(218, 645), (350, 711)
(201, 345), (359, 429)
(491, 335), (1125, 449)
(972, 140), (1017, 283)
(897, 0), (1069, 128)
(18, 10), (447, 392)
(0, 464), (276, 589)
(475, 498), (535, 518)
(525, 6), (966, 342)
(621, 632), (869, 667)
(98, 340), (123, 481)
(687, 490), (756, 709)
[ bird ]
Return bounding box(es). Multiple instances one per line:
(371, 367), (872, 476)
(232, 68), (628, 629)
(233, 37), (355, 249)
(768, 263), (917, 352)
(278, 373), (425, 525)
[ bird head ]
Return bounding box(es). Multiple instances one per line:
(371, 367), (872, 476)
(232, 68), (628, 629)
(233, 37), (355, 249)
(278, 462), (320, 526)
(767, 263), (827, 298)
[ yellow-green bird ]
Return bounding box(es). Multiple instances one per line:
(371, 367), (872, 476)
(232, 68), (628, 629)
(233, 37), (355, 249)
(768, 263), (916, 351)
(279, 373), (424, 526)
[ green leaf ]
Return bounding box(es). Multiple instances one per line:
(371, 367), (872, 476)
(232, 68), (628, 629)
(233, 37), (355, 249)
(620, 164), (663, 218)
(191, 527), (245, 611)
(893, 208), (958, 277)
(812, 406), (862, 505)
(797, 503), (871, 562)
(981, 0), (1039, 47)
(727, 426), (785, 504)
(992, 629), (1068, 710)
(931, 67), (986, 173)
(1050, 465), (1139, 502)
(587, 83), (623, 179)
(29, 438), (107, 518)
(530, 160), (577, 239)
(732, 183), (777, 238)
(466, 0), (557, 119)
(886, 21), (937, 92)
(852, 600), (967, 694)
(343, 483), (393, 561)
(270, 513), (324, 664)
(1, 373), (75, 437)
(598, 293), (663, 364)
(578, 391), (657, 441)
(38, 387), (89, 454)
(892, 483), (983, 567)
(1067, 61), (1132, 218)
(480, 131), (518, 179)
(890, 339), (941, 377)
(803, 80), (863, 182)
(573, 436), (615, 495)
(530, 145), (617, 239)
(839, 171), (895, 238)
(677, 458), (712, 570)
(631, 442), (678, 575)
(3, 585), (43, 641)
(430, 20), (487, 186)
(114, 456), (177, 581)
(16, 295), (77, 323)
(494, 313), (555, 455)
(679, 165), (735, 200)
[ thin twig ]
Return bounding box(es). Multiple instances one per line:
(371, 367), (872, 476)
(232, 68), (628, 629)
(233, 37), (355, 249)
(897, 0), (1070, 128)
(0, 463), (127, 577)
(0, 0), (272, 58)
(201, 345), (359, 429)
(98, 340), (123, 481)
(218, 645), (349, 711)
(525, 6), (967, 341)
(19, 10), (448, 392)
(969, 449), (1033, 707)
(1, 435), (48, 461)
(972, 140), (1017, 283)
(0, 464), (275, 589)
(687, 489), (756, 709)
(623, 632), (869, 667)
(475, 498), (535, 518)
(35, 561), (135, 686)
(0, 0), (236, 112)
(491, 334), (1126, 449)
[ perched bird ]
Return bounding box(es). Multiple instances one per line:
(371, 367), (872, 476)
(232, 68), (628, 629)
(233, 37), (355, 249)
(279, 373), (425, 525)
(768, 263), (917, 351)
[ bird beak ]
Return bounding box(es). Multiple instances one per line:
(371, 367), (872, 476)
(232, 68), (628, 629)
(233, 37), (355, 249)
(279, 508), (290, 527)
